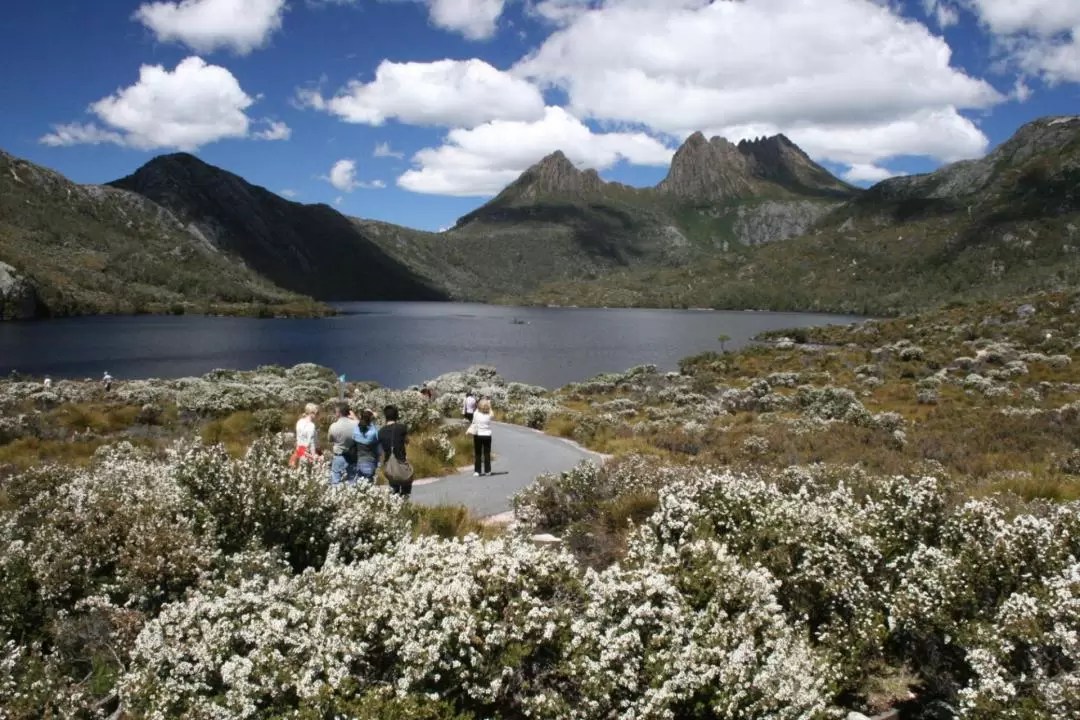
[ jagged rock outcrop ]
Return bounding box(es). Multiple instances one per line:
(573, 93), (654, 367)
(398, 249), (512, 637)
(0, 261), (41, 320)
(738, 134), (855, 197)
(657, 132), (759, 200)
(498, 151), (606, 202)
(657, 131), (857, 201)
(109, 154), (447, 302)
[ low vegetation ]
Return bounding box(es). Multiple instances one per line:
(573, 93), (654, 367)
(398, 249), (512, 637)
(2, 289), (1079, 717)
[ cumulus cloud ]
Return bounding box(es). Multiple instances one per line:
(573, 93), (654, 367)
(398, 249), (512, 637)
(325, 159), (385, 191)
(842, 163), (907, 184)
(516, 0), (1004, 173)
(426, 0), (507, 40)
(927, 1), (1080, 83)
(39, 56), (285, 151)
(323, 0), (508, 40)
(298, 58), (545, 128)
(398, 105), (674, 196)
(133, 0), (286, 55)
(253, 120), (292, 141)
(374, 141), (405, 158)
(280, 188), (299, 198)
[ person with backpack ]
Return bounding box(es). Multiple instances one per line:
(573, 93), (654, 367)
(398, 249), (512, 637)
(378, 404), (414, 497)
(352, 407), (380, 484)
(328, 403), (359, 486)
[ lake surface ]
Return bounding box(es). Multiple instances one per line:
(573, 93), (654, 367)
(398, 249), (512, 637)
(0, 302), (862, 389)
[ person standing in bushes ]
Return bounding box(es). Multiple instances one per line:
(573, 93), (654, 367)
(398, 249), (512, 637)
(463, 390), (477, 423)
(328, 403), (359, 486)
(469, 398), (494, 476)
(290, 403), (319, 467)
(351, 408), (380, 484)
(379, 404), (414, 497)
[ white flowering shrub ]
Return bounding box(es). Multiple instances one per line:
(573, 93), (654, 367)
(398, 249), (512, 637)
(121, 536), (584, 720)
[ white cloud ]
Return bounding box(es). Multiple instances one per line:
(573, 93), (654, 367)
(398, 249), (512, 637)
(40, 122), (125, 147)
(253, 120), (291, 140)
(516, 0), (1004, 168)
(398, 105), (673, 196)
(39, 56), (280, 151)
(334, 196), (344, 206)
(324, 159), (385, 191)
(936, 1), (1080, 83)
(922, 0), (959, 28)
(280, 188), (298, 198)
(133, 0), (286, 55)
(299, 58), (545, 128)
(323, 0), (508, 40)
(842, 163), (906, 184)
(374, 141), (405, 158)
(426, 0), (507, 40)
(328, 159), (360, 191)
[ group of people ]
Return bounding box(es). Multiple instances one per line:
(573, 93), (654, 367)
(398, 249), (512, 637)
(293, 402), (414, 497)
(290, 390), (498, 496)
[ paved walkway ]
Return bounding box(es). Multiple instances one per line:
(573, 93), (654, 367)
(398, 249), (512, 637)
(411, 421), (603, 518)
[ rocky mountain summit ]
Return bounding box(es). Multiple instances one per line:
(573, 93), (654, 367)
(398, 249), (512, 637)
(109, 154), (447, 302)
(518, 115), (1080, 315)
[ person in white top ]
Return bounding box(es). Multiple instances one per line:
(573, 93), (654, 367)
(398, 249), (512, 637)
(463, 391), (477, 422)
(292, 403), (318, 466)
(471, 398), (494, 476)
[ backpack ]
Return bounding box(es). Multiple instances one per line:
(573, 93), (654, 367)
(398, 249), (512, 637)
(383, 429), (414, 484)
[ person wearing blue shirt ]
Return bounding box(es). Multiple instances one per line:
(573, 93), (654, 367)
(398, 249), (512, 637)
(351, 408), (380, 483)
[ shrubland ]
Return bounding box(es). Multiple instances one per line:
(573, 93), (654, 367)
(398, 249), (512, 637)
(2, 289), (1079, 718)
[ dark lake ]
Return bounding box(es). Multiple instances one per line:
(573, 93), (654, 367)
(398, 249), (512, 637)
(0, 302), (862, 389)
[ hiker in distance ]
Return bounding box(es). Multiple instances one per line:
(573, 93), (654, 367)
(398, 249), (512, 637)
(463, 390), (477, 423)
(468, 398), (494, 477)
(328, 403), (359, 486)
(379, 404), (415, 497)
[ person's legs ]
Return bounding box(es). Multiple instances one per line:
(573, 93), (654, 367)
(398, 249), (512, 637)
(481, 436), (492, 474)
(330, 455), (347, 485)
(357, 460), (376, 485)
(473, 435), (483, 475)
(344, 461), (359, 487)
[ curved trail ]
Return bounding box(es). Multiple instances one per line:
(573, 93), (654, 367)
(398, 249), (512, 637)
(411, 421), (603, 518)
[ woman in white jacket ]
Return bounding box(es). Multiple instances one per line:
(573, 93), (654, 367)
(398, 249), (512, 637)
(471, 398), (493, 476)
(291, 403), (318, 466)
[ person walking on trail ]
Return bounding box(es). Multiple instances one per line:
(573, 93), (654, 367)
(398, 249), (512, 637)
(379, 404), (414, 498)
(328, 403), (359, 486)
(102, 371), (113, 392)
(469, 398), (494, 477)
(351, 408), (380, 483)
(463, 390), (477, 423)
(290, 403), (319, 467)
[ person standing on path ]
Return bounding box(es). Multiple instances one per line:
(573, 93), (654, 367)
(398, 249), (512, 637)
(379, 404), (413, 498)
(351, 408), (380, 483)
(102, 371), (113, 392)
(291, 403), (319, 466)
(471, 398), (494, 477)
(328, 403), (359, 486)
(463, 391), (477, 423)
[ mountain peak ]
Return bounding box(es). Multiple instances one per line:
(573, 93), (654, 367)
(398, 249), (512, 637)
(485, 150), (605, 206)
(656, 131), (757, 200)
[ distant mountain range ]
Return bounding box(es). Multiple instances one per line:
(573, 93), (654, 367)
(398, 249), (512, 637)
(1, 116), (1077, 319)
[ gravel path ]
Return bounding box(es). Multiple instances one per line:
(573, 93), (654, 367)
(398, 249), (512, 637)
(411, 421), (603, 518)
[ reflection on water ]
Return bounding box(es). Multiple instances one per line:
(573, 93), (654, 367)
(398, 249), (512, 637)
(0, 302), (863, 389)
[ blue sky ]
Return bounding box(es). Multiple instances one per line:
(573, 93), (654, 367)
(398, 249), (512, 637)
(1, 0), (1077, 232)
